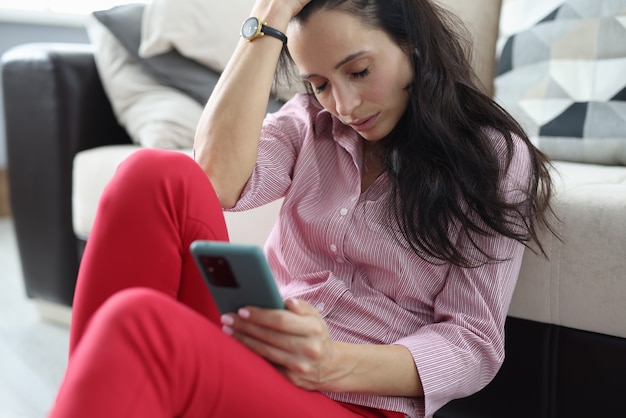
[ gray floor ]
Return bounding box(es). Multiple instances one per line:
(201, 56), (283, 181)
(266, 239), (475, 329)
(0, 217), (69, 418)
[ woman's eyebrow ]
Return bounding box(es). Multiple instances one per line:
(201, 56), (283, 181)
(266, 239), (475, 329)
(300, 50), (368, 80)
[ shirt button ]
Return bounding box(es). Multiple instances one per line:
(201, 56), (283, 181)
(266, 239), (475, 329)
(330, 244), (337, 252)
(350, 197), (357, 203)
(336, 257), (344, 264)
(339, 208), (348, 216)
(316, 302), (325, 312)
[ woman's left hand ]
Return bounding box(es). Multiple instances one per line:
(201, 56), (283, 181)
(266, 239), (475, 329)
(220, 299), (344, 391)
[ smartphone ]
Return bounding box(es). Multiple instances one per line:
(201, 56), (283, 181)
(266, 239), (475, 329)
(189, 240), (285, 313)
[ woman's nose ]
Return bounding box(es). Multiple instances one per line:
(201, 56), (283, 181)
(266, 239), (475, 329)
(333, 84), (361, 118)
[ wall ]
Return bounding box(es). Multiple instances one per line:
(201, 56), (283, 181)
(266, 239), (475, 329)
(0, 17), (88, 215)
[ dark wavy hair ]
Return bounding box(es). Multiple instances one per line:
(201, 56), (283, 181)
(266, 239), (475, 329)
(280, 0), (557, 267)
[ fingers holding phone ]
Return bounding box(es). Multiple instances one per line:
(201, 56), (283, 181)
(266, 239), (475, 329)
(221, 299), (346, 392)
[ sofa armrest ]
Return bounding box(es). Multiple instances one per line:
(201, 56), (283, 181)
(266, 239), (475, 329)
(2, 42), (131, 306)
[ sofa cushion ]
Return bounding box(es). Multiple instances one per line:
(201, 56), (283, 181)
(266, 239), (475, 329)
(495, 0), (626, 165)
(73, 146), (626, 339)
(92, 3), (222, 106)
(138, 0), (302, 102)
(510, 161), (626, 338)
(87, 3), (285, 149)
(139, 0), (253, 74)
(85, 12), (204, 149)
(73, 145), (143, 238)
(73, 146), (282, 247)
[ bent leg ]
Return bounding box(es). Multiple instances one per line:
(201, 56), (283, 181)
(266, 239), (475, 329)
(70, 149), (229, 353)
(51, 289), (398, 418)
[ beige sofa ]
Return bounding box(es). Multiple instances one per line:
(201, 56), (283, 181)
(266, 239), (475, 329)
(73, 0), (626, 341)
(74, 152), (626, 339)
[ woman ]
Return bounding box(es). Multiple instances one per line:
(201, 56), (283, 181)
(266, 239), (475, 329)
(49, 0), (554, 417)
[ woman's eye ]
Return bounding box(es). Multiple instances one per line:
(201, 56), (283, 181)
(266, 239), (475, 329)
(351, 68), (370, 79)
(314, 82), (328, 94)
(309, 68), (369, 94)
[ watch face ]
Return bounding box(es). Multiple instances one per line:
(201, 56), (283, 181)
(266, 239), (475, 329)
(242, 17), (260, 39)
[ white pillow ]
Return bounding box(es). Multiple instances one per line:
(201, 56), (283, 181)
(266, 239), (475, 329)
(138, 0), (305, 101)
(86, 14), (203, 149)
(495, 0), (626, 165)
(139, 0), (254, 73)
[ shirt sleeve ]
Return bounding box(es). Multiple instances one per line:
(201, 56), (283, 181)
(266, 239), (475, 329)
(228, 94), (318, 212)
(394, 133), (534, 416)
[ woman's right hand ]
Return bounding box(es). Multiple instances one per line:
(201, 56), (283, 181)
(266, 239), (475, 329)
(250, 0), (312, 26)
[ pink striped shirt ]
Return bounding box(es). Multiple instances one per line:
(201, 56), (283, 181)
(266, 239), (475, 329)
(230, 94), (528, 418)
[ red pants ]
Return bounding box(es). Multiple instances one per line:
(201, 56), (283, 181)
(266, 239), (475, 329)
(49, 149), (402, 418)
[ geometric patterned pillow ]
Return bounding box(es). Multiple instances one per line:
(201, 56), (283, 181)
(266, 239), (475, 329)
(495, 0), (626, 165)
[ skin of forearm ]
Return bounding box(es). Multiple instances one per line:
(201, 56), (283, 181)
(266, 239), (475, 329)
(194, 3), (293, 208)
(326, 342), (424, 397)
(194, 39), (281, 208)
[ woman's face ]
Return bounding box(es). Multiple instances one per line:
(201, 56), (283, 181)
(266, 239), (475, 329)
(287, 9), (413, 142)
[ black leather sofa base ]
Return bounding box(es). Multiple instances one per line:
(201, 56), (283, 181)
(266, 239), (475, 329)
(436, 316), (626, 417)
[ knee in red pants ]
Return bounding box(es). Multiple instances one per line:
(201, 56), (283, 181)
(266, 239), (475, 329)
(70, 149), (228, 352)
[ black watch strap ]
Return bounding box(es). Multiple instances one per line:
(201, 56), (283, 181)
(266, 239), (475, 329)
(262, 24), (288, 45)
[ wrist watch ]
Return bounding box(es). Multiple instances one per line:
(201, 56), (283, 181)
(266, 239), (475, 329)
(241, 17), (288, 45)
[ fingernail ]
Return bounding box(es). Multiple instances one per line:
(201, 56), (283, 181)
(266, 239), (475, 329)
(221, 314), (234, 326)
(222, 325), (234, 335)
(238, 308), (250, 319)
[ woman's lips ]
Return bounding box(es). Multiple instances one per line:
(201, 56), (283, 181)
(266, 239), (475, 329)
(348, 113), (380, 132)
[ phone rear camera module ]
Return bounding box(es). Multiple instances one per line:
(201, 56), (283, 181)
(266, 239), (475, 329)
(200, 256), (240, 288)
